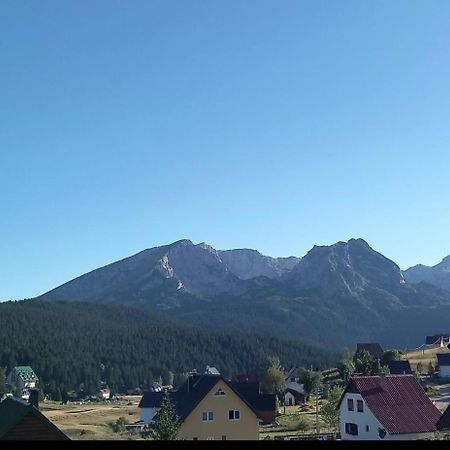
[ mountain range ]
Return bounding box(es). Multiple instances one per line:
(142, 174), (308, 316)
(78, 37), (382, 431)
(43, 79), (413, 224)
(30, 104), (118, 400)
(38, 238), (450, 350)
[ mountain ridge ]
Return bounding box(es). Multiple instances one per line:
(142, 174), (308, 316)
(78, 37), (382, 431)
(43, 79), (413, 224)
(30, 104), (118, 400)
(38, 238), (450, 349)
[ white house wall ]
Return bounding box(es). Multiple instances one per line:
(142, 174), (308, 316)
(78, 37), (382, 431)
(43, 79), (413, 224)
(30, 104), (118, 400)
(284, 392), (296, 406)
(339, 393), (434, 441)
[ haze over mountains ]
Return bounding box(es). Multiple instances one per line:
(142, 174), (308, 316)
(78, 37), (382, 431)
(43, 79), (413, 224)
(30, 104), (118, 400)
(38, 238), (450, 350)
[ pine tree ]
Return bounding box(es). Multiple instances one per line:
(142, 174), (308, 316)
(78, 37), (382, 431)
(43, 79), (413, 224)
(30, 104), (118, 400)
(152, 392), (180, 440)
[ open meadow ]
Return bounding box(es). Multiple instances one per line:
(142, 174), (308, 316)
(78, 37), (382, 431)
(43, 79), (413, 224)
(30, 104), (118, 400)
(41, 396), (142, 440)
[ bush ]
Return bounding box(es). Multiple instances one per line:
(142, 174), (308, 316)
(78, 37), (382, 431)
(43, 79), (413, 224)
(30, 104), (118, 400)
(111, 417), (129, 433)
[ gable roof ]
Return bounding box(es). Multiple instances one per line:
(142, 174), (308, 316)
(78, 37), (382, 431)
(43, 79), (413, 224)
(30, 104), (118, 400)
(140, 374), (261, 422)
(285, 388), (306, 402)
(436, 353), (450, 366)
(285, 367), (298, 381)
(229, 382), (276, 412)
(338, 375), (441, 435)
(138, 391), (165, 408)
(385, 360), (412, 375)
(356, 343), (384, 359)
(0, 397), (69, 440)
(10, 366), (38, 382)
(436, 404), (450, 430)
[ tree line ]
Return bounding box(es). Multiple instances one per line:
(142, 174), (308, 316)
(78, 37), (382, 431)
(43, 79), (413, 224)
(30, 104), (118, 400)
(0, 299), (337, 399)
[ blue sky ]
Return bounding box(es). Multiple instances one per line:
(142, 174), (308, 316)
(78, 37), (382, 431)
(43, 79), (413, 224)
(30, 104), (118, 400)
(1, 0), (450, 300)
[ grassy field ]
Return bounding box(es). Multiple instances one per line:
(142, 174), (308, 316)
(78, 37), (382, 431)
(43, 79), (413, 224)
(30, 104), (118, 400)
(41, 396), (142, 440)
(402, 345), (450, 372)
(41, 394), (332, 440)
(259, 399), (333, 440)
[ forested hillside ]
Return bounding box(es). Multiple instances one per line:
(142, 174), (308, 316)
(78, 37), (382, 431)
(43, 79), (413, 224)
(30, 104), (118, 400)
(0, 300), (337, 398)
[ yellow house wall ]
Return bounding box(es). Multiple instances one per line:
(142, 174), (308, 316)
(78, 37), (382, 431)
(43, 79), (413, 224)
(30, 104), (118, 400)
(179, 379), (260, 440)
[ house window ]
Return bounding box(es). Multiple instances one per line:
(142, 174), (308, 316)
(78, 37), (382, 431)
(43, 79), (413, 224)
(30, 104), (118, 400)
(357, 400), (364, 412)
(366, 425), (369, 432)
(345, 423), (358, 436)
(222, 435), (227, 440)
(229, 410), (240, 420)
(202, 411), (214, 421)
(347, 398), (354, 411)
(214, 388), (226, 396)
(193, 437), (198, 440)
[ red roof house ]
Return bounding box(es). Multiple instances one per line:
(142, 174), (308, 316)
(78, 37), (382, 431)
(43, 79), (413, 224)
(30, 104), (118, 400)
(338, 375), (441, 440)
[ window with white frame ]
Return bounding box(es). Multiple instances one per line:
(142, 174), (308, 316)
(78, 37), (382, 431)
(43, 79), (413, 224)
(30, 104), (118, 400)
(228, 410), (240, 420)
(202, 411), (214, 421)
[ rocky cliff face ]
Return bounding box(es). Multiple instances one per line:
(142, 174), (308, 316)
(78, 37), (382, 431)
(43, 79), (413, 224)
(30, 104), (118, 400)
(284, 238), (405, 295)
(218, 249), (300, 280)
(40, 239), (245, 302)
(403, 256), (450, 292)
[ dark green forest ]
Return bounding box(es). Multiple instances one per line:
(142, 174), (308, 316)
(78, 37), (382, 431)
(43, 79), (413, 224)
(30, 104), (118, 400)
(0, 300), (337, 398)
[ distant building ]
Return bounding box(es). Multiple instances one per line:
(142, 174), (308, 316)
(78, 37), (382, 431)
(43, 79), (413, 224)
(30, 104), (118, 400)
(436, 354), (450, 378)
(338, 375), (440, 440)
(0, 391), (69, 440)
(425, 334), (450, 346)
(7, 366), (39, 399)
(139, 373), (276, 440)
(283, 367), (306, 405)
(98, 388), (110, 400)
(205, 366), (220, 375)
(384, 360), (412, 375)
(356, 343), (384, 359)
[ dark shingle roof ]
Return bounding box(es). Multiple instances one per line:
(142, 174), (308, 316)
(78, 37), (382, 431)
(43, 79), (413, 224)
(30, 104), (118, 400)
(436, 353), (450, 366)
(436, 404), (450, 430)
(426, 334), (450, 345)
(338, 375), (441, 435)
(0, 397), (69, 440)
(138, 391), (165, 408)
(385, 360), (412, 375)
(229, 382), (276, 412)
(356, 343), (384, 359)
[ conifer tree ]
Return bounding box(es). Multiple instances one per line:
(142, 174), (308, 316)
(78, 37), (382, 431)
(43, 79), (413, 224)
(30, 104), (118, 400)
(152, 392), (180, 440)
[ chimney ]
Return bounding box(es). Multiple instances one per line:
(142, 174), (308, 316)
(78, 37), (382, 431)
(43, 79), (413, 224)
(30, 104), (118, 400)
(380, 374), (387, 391)
(29, 389), (39, 410)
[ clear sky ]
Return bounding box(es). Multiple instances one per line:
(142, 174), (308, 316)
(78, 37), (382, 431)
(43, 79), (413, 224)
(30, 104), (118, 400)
(1, 0), (450, 300)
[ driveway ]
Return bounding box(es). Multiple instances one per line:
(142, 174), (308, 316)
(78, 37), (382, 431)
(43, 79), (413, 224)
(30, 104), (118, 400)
(429, 383), (450, 412)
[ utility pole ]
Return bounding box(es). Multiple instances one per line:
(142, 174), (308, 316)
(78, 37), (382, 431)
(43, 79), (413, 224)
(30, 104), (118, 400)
(315, 386), (319, 435)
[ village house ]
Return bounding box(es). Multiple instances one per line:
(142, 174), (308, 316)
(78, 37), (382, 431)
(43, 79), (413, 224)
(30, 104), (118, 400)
(139, 373), (276, 440)
(338, 374), (440, 440)
(98, 387), (111, 400)
(356, 343), (384, 359)
(436, 354), (450, 378)
(283, 367), (306, 406)
(0, 390), (69, 440)
(6, 366), (39, 400)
